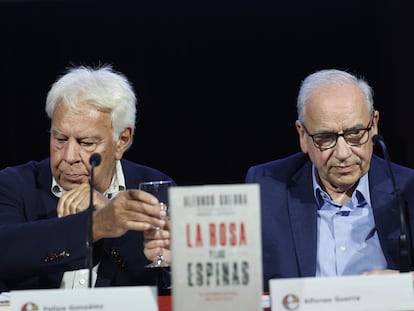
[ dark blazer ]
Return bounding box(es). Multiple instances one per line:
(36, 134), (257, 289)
(0, 158), (173, 293)
(245, 152), (414, 292)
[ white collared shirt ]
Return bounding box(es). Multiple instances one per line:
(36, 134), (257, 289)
(51, 160), (126, 288)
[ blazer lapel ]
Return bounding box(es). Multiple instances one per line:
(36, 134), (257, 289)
(288, 162), (318, 277)
(36, 158), (60, 219)
(368, 156), (401, 268)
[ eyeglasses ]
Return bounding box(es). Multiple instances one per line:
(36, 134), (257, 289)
(301, 117), (374, 151)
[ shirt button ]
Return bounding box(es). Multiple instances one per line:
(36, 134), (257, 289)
(79, 279), (86, 285)
(339, 246), (346, 252)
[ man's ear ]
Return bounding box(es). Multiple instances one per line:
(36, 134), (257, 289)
(115, 127), (133, 160)
(296, 120), (309, 154)
(371, 110), (380, 136)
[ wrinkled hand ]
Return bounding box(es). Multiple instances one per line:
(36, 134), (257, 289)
(57, 184), (109, 217)
(143, 220), (171, 263)
(92, 189), (166, 241)
(362, 269), (400, 275)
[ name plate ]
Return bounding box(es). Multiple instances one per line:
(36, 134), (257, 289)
(269, 273), (414, 311)
(10, 286), (157, 311)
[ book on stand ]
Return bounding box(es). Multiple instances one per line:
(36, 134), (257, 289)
(0, 292), (9, 311)
(169, 184), (263, 311)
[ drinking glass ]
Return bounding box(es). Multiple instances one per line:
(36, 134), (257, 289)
(139, 180), (173, 268)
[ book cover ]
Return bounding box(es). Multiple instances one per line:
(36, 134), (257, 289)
(170, 184), (263, 311)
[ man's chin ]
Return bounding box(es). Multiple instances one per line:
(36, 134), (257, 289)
(60, 179), (86, 191)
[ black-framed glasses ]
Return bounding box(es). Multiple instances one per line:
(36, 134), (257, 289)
(301, 116), (374, 151)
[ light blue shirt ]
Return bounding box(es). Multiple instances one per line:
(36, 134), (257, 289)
(312, 166), (387, 276)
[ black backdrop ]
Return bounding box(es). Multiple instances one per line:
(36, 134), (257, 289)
(1, 0), (414, 186)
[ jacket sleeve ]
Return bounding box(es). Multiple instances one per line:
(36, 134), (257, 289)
(0, 164), (89, 282)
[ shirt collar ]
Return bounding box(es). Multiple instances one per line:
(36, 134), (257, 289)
(312, 164), (371, 208)
(51, 160), (126, 199)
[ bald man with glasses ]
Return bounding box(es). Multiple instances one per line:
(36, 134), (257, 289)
(246, 69), (414, 292)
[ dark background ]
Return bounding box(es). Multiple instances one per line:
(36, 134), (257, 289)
(1, 0), (413, 186)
